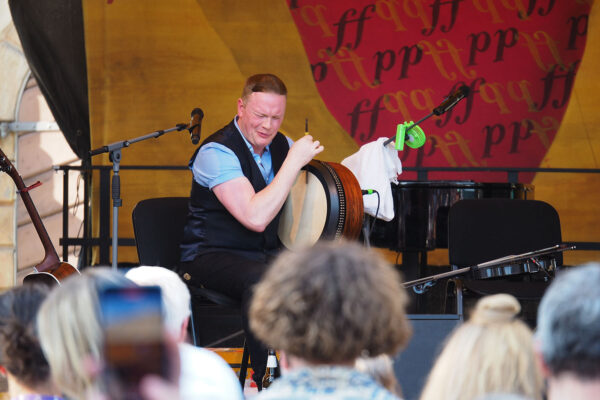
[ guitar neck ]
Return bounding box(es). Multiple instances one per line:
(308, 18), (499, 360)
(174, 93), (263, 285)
(0, 147), (60, 272)
(20, 189), (61, 271)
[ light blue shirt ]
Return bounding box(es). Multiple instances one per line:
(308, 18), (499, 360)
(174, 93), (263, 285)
(191, 117), (293, 189)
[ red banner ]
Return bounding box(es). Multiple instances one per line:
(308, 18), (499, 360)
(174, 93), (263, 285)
(288, 0), (591, 181)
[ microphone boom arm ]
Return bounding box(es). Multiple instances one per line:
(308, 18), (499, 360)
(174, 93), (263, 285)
(88, 123), (189, 157)
(88, 121), (189, 270)
(383, 85), (469, 147)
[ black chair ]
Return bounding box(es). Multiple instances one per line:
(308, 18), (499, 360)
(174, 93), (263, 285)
(132, 197), (250, 386)
(447, 199), (563, 322)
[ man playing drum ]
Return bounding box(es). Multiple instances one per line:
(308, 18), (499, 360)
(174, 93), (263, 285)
(179, 73), (323, 389)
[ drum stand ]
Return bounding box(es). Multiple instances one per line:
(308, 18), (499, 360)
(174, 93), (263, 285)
(89, 123), (189, 269)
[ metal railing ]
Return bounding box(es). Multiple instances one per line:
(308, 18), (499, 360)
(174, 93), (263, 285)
(55, 164), (600, 267)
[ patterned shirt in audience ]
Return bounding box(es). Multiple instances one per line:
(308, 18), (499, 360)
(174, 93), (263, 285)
(255, 366), (401, 400)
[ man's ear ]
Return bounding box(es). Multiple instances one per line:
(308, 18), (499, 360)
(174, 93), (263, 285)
(534, 339), (552, 378)
(237, 98), (245, 117)
(0, 365), (7, 376)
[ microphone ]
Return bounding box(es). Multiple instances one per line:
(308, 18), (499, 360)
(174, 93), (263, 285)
(189, 108), (204, 145)
(432, 86), (470, 116)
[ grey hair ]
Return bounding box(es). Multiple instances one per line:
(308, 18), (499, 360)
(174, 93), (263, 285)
(125, 266), (191, 337)
(536, 263), (600, 379)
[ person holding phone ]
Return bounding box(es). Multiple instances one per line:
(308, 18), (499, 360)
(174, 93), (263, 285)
(99, 284), (170, 400)
(179, 73), (323, 387)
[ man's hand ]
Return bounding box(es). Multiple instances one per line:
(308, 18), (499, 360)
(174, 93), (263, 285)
(213, 135), (324, 232)
(285, 135), (324, 170)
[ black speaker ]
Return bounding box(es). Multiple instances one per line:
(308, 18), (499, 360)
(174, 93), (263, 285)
(393, 314), (461, 400)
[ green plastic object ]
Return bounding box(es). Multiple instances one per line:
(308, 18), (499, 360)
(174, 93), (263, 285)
(395, 123), (406, 151)
(395, 121), (426, 150)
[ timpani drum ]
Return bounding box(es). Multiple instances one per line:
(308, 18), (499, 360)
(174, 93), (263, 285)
(278, 160), (364, 250)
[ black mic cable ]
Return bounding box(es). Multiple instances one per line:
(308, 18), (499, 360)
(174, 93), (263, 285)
(361, 189), (380, 247)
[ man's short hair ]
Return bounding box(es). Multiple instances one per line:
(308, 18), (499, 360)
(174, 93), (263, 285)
(249, 240), (411, 364)
(125, 266), (191, 336)
(241, 73), (287, 102)
(536, 263), (600, 379)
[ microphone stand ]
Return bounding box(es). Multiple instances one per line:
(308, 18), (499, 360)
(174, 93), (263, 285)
(89, 123), (189, 270)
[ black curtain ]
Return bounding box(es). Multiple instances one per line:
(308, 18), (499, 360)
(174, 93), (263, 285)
(9, 0), (90, 160)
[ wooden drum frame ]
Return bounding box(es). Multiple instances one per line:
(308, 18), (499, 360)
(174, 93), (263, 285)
(278, 160), (364, 250)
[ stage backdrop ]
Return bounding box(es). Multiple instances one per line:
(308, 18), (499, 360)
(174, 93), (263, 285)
(83, 0), (599, 266)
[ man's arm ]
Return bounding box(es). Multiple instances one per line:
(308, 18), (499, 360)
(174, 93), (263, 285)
(212, 135), (323, 232)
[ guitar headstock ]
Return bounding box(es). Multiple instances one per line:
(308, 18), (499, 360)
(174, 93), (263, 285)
(0, 146), (14, 173)
(0, 146), (20, 185)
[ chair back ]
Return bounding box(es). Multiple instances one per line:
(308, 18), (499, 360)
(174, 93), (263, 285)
(448, 199), (562, 267)
(131, 197), (250, 383)
(132, 197), (189, 269)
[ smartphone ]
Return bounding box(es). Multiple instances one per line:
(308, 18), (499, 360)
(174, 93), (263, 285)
(99, 285), (167, 400)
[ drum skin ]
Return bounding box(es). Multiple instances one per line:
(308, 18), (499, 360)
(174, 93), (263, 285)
(278, 160), (364, 249)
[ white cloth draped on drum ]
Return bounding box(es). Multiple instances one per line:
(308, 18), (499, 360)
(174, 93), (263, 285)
(341, 137), (402, 221)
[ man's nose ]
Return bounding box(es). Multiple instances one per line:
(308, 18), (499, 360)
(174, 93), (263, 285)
(262, 118), (272, 129)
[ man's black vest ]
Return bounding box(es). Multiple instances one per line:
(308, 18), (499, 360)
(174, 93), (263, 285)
(180, 120), (290, 262)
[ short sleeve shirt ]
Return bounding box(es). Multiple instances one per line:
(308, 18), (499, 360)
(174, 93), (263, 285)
(191, 117), (293, 189)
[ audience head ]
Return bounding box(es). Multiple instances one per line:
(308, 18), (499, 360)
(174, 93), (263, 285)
(419, 294), (542, 400)
(125, 266), (191, 341)
(37, 268), (135, 400)
(250, 240), (411, 365)
(535, 263), (600, 380)
(0, 284), (53, 395)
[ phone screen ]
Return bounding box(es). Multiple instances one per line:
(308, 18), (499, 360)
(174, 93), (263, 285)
(99, 286), (167, 399)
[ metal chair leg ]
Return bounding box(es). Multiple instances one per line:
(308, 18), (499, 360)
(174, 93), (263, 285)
(238, 340), (250, 387)
(188, 300), (198, 346)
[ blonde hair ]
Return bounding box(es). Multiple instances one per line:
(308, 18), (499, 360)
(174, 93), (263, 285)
(36, 268), (134, 400)
(419, 294), (543, 400)
(250, 240), (411, 364)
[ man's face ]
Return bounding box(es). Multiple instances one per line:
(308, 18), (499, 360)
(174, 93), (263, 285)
(237, 91), (286, 155)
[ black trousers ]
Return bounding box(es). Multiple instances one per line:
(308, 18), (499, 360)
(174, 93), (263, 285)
(180, 251), (274, 387)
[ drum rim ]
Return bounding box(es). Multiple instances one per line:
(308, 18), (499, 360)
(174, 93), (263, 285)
(304, 160), (344, 240)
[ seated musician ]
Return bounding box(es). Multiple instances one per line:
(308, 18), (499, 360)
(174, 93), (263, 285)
(179, 73), (323, 388)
